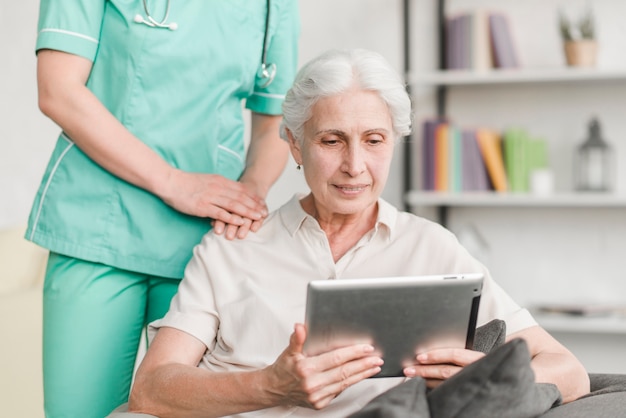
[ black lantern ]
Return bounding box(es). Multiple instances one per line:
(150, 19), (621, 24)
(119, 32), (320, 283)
(574, 117), (613, 192)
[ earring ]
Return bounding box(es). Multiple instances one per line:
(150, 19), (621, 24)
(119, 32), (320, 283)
(296, 164), (301, 170)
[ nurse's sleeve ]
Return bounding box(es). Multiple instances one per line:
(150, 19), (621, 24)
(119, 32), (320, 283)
(246, 0), (301, 115)
(36, 0), (106, 61)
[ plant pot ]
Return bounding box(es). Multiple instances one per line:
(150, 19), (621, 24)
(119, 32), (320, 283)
(563, 40), (598, 67)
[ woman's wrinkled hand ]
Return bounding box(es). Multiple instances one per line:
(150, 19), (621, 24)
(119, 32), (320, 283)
(212, 215), (266, 240)
(403, 347), (485, 388)
(264, 324), (383, 410)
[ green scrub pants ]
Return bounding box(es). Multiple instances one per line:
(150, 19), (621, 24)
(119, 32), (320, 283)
(43, 252), (180, 418)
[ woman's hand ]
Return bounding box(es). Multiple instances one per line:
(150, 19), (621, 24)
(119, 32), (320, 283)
(211, 178), (269, 239)
(264, 324), (383, 410)
(159, 169), (268, 230)
(403, 347), (485, 388)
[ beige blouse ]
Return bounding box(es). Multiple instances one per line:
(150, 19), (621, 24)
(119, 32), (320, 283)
(150, 194), (536, 417)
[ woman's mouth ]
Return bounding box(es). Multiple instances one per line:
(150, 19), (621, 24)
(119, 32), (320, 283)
(335, 184), (369, 193)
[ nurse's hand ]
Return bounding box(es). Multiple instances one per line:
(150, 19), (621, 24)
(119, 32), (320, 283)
(403, 347), (485, 388)
(159, 169), (268, 226)
(264, 324), (383, 410)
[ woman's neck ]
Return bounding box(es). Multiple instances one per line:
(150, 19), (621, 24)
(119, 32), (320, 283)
(301, 194), (378, 262)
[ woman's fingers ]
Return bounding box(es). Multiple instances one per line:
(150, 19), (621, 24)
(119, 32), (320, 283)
(213, 214), (266, 239)
(289, 323), (307, 354)
(249, 218), (264, 233)
(403, 347), (485, 384)
(307, 357), (383, 407)
(295, 344), (383, 405)
(304, 362), (383, 409)
(224, 218), (250, 240)
(269, 326), (383, 410)
(313, 343), (379, 373)
(415, 347), (485, 366)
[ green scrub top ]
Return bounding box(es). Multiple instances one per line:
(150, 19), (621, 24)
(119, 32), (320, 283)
(27, 0), (300, 279)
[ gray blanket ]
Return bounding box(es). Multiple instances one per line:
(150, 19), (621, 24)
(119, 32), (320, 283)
(350, 319), (626, 418)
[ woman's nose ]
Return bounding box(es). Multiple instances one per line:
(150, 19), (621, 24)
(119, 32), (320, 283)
(341, 145), (366, 176)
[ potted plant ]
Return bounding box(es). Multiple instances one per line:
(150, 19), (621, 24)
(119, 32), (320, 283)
(559, 8), (598, 67)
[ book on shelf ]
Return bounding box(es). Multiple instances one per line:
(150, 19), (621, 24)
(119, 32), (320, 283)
(476, 129), (508, 192)
(488, 12), (519, 69)
(422, 119), (444, 190)
(421, 121), (493, 192)
(434, 123), (449, 191)
(449, 126), (463, 192)
(461, 129), (490, 191)
(503, 129), (527, 192)
(503, 129), (549, 193)
(421, 121), (549, 194)
(471, 10), (493, 71)
(444, 9), (518, 70)
(445, 14), (464, 70)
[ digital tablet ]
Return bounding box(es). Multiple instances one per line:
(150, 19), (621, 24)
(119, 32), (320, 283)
(303, 273), (483, 378)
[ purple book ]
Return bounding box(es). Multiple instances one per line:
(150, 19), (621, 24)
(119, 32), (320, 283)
(462, 129), (490, 191)
(489, 13), (519, 68)
(422, 119), (445, 190)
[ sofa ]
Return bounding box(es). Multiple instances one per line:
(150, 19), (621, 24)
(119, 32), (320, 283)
(349, 320), (626, 418)
(0, 225), (48, 418)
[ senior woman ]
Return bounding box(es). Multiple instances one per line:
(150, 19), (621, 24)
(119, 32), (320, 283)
(120, 49), (589, 417)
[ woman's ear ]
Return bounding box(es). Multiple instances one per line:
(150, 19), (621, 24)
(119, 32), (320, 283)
(286, 128), (303, 166)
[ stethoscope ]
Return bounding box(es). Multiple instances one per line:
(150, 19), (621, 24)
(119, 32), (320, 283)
(134, 0), (276, 88)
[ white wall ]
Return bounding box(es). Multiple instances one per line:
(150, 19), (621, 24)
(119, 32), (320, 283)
(1, 1), (57, 229)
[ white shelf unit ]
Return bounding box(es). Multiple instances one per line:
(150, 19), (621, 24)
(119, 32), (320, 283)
(403, 1), (626, 344)
(405, 68), (626, 221)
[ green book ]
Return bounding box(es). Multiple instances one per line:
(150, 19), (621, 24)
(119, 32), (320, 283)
(503, 128), (528, 192)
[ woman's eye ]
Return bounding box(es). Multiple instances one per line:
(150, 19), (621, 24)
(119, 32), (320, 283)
(367, 137), (384, 145)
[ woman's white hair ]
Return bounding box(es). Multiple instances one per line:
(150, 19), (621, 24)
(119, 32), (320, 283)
(279, 49), (412, 143)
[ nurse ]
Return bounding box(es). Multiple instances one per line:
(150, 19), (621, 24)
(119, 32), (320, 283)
(27, 1), (300, 417)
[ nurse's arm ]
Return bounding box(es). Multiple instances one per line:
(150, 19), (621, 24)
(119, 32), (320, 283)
(36, 49), (266, 224)
(240, 113), (290, 198)
(215, 113), (290, 239)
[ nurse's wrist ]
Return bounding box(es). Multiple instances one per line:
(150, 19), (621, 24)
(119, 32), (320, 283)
(150, 164), (179, 203)
(239, 174), (269, 199)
